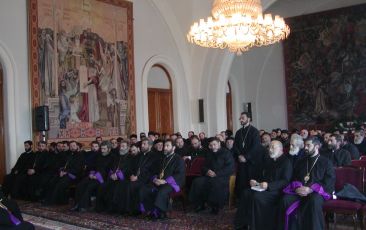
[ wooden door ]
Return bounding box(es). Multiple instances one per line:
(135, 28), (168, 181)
(0, 67), (5, 183)
(226, 82), (233, 131)
(148, 88), (174, 135)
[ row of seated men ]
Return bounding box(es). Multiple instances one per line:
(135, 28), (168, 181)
(1, 126), (362, 230)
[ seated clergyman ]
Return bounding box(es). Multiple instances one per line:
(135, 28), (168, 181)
(234, 140), (292, 230)
(278, 136), (335, 230)
(189, 137), (234, 215)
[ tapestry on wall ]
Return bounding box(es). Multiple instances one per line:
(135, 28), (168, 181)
(29, 0), (135, 142)
(283, 3), (366, 130)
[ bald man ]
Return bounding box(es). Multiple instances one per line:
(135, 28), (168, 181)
(234, 141), (293, 230)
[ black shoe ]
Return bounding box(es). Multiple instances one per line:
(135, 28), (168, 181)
(194, 205), (206, 213)
(70, 205), (79, 211)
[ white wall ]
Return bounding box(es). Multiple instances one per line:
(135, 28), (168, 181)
(0, 0), (32, 172)
(147, 66), (170, 89)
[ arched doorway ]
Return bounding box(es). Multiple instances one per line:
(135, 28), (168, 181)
(147, 64), (174, 135)
(226, 81), (233, 132)
(0, 65), (5, 183)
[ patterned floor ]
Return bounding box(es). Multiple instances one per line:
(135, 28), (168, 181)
(18, 201), (357, 230)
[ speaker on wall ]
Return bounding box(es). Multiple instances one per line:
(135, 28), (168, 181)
(198, 99), (204, 123)
(35, 106), (49, 131)
(243, 102), (252, 119)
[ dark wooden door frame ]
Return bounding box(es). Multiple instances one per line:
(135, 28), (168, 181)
(0, 66), (5, 183)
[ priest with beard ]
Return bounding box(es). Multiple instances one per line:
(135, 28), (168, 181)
(0, 188), (35, 230)
(234, 112), (263, 198)
(22, 141), (48, 201)
(95, 142), (135, 213)
(189, 137), (234, 214)
(322, 134), (351, 167)
(43, 141), (84, 205)
(83, 141), (99, 175)
(139, 139), (185, 220)
(340, 134), (360, 160)
(225, 137), (240, 160)
(353, 129), (366, 155)
(287, 134), (305, 166)
(71, 141), (114, 211)
(115, 138), (159, 215)
(278, 136), (335, 230)
(175, 137), (188, 157)
(234, 141), (292, 230)
(2, 141), (33, 199)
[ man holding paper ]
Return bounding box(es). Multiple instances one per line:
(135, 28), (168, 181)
(234, 140), (292, 230)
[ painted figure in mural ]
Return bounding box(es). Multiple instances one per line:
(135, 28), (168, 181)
(69, 95), (81, 123)
(86, 64), (100, 123)
(117, 42), (129, 100)
(107, 88), (120, 128)
(59, 80), (70, 128)
(38, 29), (46, 94)
(44, 33), (56, 97)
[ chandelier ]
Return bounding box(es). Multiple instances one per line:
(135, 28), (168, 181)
(187, 0), (290, 55)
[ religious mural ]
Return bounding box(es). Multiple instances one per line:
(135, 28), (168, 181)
(29, 0), (135, 142)
(284, 3), (366, 129)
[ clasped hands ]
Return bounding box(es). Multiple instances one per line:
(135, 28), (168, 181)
(295, 186), (313, 196)
(206, 169), (216, 177)
(153, 178), (167, 186)
(250, 179), (268, 190)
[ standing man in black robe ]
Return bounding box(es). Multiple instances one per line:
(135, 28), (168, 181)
(234, 112), (263, 198)
(322, 134), (351, 167)
(234, 140), (292, 230)
(43, 141), (84, 205)
(71, 141), (114, 211)
(2, 141), (33, 199)
(139, 139), (185, 220)
(278, 136), (335, 230)
(189, 137), (234, 214)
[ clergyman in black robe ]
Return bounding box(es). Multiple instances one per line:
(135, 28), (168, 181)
(112, 138), (160, 214)
(96, 142), (137, 213)
(43, 141), (84, 205)
(234, 140), (292, 230)
(71, 141), (114, 211)
(234, 112), (263, 198)
(2, 141), (33, 199)
(0, 188), (34, 230)
(322, 134), (351, 167)
(278, 137), (335, 230)
(189, 137), (234, 214)
(139, 139), (185, 219)
(22, 141), (49, 201)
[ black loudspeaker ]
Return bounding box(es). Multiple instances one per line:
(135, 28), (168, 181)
(244, 102), (252, 119)
(198, 99), (204, 123)
(35, 106), (49, 131)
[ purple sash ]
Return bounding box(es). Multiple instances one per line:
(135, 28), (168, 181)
(283, 181), (331, 230)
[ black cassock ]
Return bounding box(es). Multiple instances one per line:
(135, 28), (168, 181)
(44, 151), (84, 205)
(189, 148), (234, 209)
(354, 139), (366, 155)
(112, 151), (160, 213)
(2, 150), (33, 199)
(139, 153), (185, 214)
(0, 194), (34, 230)
(278, 154), (335, 230)
(234, 154), (292, 230)
(322, 148), (351, 167)
(95, 153), (138, 213)
(341, 142), (360, 160)
(74, 152), (114, 209)
(234, 124), (263, 197)
(185, 146), (209, 159)
(22, 151), (51, 201)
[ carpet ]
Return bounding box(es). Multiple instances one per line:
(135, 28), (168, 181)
(18, 201), (234, 230)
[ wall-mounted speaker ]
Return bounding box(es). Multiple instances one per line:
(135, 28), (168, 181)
(198, 99), (204, 123)
(243, 102), (252, 120)
(35, 106), (49, 131)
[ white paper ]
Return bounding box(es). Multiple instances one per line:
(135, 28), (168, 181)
(251, 185), (266, 192)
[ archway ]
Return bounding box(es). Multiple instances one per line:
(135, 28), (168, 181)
(147, 64), (174, 135)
